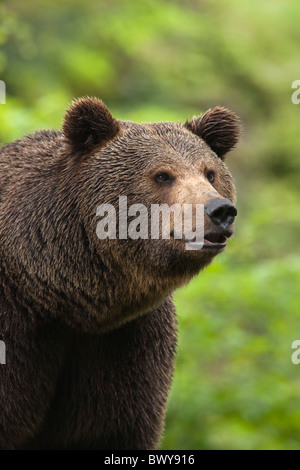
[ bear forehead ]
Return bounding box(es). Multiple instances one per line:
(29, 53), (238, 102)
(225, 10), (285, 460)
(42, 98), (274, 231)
(114, 120), (220, 167)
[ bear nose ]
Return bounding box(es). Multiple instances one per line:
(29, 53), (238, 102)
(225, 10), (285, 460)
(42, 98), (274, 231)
(204, 198), (237, 229)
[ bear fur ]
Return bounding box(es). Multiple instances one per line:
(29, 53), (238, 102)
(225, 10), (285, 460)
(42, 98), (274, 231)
(0, 98), (239, 449)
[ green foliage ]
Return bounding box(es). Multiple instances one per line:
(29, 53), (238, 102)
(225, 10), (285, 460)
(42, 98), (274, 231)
(0, 0), (299, 450)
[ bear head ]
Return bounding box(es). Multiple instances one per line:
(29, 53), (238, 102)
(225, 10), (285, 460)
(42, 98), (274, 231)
(60, 98), (240, 329)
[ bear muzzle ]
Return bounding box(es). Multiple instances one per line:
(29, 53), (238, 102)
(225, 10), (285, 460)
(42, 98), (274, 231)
(203, 198), (237, 249)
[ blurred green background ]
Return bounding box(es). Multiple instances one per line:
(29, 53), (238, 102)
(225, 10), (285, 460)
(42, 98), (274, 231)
(1, 0), (300, 450)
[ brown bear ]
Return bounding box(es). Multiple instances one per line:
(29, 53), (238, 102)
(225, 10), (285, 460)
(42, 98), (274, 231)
(0, 98), (239, 450)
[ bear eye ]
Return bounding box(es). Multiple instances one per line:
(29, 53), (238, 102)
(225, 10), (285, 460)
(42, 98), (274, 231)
(205, 170), (215, 184)
(155, 172), (174, 184)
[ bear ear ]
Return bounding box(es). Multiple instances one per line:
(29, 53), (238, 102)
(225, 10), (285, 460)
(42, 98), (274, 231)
(184, 107), (240, 159)
(63, 97), (119, 152)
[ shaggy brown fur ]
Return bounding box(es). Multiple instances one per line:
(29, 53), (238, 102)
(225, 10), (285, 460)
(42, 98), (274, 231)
(0, 98), (240, 449)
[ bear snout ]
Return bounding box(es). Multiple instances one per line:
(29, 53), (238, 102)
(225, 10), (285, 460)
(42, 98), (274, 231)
(204, 198), (237, 232)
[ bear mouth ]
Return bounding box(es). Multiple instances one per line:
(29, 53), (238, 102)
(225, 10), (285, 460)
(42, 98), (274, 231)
(170, 231), (231, 250)
(203, 232), (227, 249)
